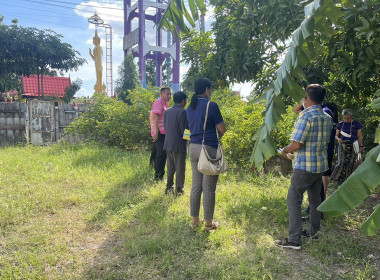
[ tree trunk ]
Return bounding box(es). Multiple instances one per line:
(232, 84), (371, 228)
(200, 13), (205, 33)
(17, 75), (22, 101)
(37, 68), (40, 99)
(41, 68), (44, 98)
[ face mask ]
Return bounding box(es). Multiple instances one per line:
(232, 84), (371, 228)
(302, 99), (306, 109)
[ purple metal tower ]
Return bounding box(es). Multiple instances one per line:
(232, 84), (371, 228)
(123, 0), (180, 92)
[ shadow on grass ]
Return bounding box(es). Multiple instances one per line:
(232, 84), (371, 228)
(83, 187), (213, 279)
(80, 168), (380, 279)
(219, 173), (380, 279)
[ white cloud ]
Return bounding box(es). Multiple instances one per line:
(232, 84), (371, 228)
(70, 1), (215, 97)
(70, 1), (126, 97)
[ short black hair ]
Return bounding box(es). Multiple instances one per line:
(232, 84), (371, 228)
(173, 91), (187, 103)
(306, 84), (326, 104)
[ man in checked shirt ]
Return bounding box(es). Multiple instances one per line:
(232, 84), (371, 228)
(277, 84), (332, 250)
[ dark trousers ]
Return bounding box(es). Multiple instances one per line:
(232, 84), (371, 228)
(166, 151), (186, 191)
(154, 132), (166, 180)
(149, 143), (157, 166)
(287, 169), (323, 245)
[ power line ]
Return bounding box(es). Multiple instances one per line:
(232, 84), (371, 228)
(44, 0), (124, 10)
(19, 0), (125, 20)
(0, 1), (93, 19)
(0, 11), (125, 35)
(24, 0), (124, 11)
(1, 11), (89, 30)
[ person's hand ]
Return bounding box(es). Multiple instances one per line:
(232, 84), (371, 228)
(359, 146), (364, 153)
(152, 131), (158, 142)
(281, 150), (289, 159)
(338, 138), (344, 144)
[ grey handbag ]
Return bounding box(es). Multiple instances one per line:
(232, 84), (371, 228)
(197, 101), (227, 175)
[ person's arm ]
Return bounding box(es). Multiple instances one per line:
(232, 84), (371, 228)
(211, 103), (225, 137)
(216, 122), (226, 137)
(179, 110), (187, 135)
(335, 129), (343, 143)
(281, 141), (303, 159)
(293, 101), (304, 114)
(357, 129), (363, 152)
(152, 113), (159, 142)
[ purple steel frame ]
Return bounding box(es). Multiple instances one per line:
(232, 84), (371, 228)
(124, 0), (180, 92)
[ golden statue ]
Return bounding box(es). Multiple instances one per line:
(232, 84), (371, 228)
(89, 30), (106, 93)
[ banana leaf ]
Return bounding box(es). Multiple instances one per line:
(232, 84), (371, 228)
(318, 145), (380, 235)
(361, 204), (380, 236)
(158, 0), (206, 36)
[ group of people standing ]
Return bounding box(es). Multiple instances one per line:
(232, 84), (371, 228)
(149, 80), (364, 242)
(150, 78), (224, 231)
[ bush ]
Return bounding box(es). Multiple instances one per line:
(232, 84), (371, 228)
(271, 106), (298, 149)
(67, 87), (159, 149)
(210, 89), (263, 168)
(211, 89), (297, 169)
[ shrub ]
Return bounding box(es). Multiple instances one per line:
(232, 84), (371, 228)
(271, 106), (298, 149)
(211, 89), (297, 168)
(210, 89), (263, 168)
(67, 87), (159, 149)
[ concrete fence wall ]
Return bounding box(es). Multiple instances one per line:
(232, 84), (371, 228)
(0, 102), (27, 145)
(0, 101), (88, 146)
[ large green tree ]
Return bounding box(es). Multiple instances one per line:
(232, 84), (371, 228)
(33, 28), (85, 97)
(0, 17), (85, 97)
(210, 0), (307, 84)
(115, 55), (140, 103)
(181, 30), (217, 92)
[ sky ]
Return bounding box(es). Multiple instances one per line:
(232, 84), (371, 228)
(1, 0), (253, 98)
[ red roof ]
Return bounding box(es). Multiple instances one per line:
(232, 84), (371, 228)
(22, 75), (71, 97)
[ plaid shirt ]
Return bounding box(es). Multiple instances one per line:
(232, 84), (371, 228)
(291, 105), (332, 173)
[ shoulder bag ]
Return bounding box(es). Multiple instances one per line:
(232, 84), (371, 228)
(198, 101), (227, 175)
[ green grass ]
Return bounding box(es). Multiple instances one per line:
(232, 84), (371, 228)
(0, 143), (378, 279)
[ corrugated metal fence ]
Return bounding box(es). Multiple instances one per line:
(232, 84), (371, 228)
(0, 100), (88, 146)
